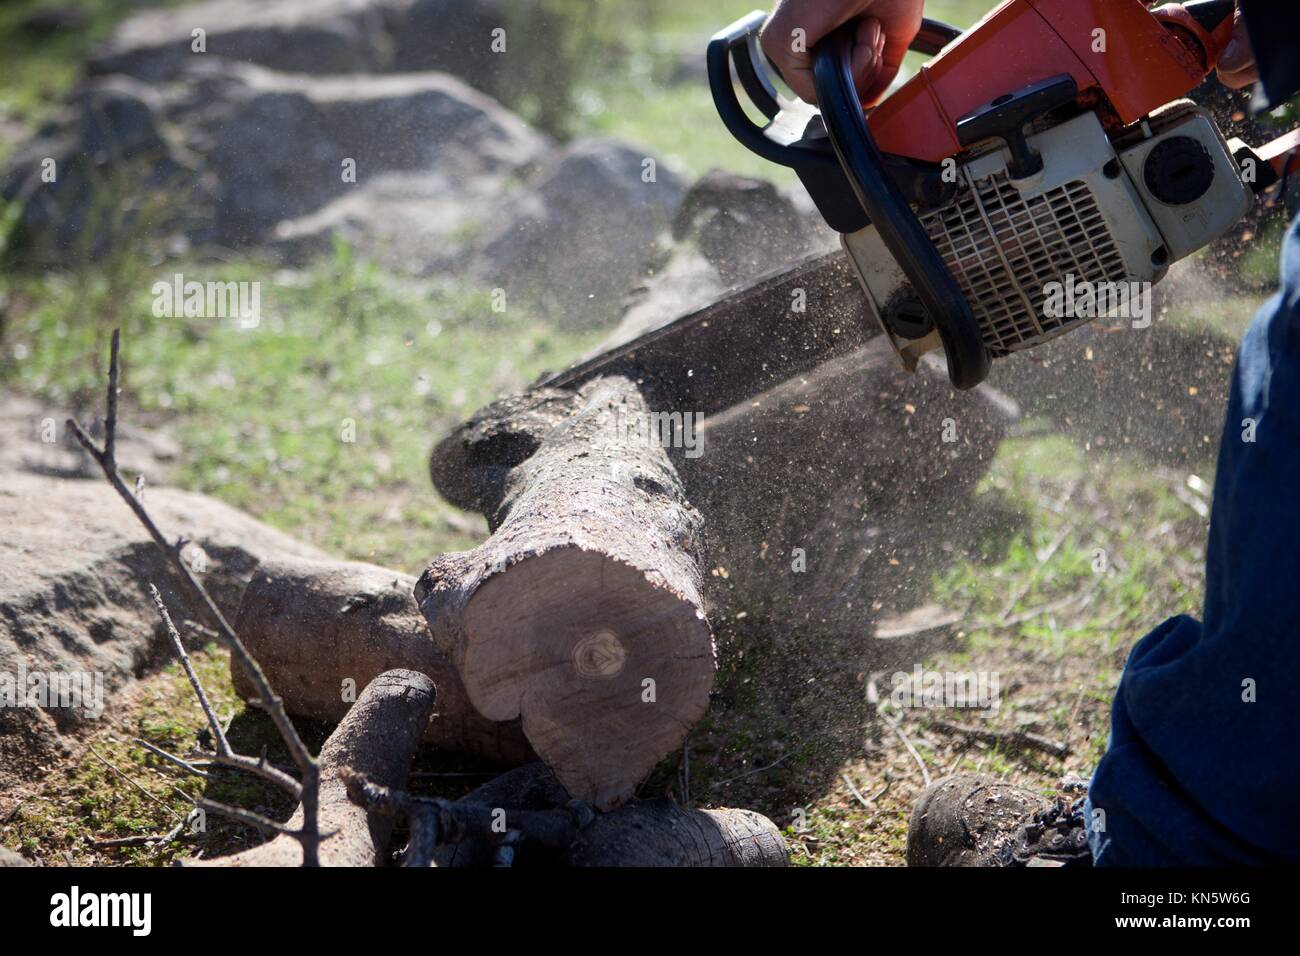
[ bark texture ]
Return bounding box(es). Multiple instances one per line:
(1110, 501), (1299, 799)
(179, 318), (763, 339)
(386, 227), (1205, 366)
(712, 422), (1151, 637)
(434, 762), (788, 867)
(563, 802), (788, 867)
(197, 669), (435, 867)
(232, 557), (531, 763)
(417, 375), (715, 809)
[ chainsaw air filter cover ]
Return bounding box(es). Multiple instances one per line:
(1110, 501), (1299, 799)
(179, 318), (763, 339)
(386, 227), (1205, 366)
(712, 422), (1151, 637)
(845, 104), (1252, 362)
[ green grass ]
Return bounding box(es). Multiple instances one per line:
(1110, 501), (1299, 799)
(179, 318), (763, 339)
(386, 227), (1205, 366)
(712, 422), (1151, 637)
(0, 244), (605, 569)
(1, 645), (303, 866)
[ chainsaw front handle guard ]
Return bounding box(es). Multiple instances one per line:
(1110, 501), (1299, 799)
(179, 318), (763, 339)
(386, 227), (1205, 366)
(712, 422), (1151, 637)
(706, 12), (960, 179)
(812, 22), (990, 390)
(707, 12), (991, 389)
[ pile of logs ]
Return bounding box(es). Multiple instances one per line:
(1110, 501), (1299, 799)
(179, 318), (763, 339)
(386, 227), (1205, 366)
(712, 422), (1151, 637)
(201, 252), (1019, 866)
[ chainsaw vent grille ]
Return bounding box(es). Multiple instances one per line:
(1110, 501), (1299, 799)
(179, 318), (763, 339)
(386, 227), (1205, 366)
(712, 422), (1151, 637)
(920, 173), (1127, 356)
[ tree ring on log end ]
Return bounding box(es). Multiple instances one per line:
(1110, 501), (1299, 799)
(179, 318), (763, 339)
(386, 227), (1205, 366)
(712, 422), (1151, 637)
(572, 630), (626, 679)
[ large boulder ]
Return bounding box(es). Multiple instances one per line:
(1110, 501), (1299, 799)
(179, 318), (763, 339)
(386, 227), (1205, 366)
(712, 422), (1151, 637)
(0, 469), (327, 812)
(0, 393), (180, 482)
(470, 138), (685, 327)
(186, 62), (549, 246)
(605, 169), (836, 348)
(88, 0), (411, 82)
(3, 62), (550, 260)
(1, 76), (198, 261)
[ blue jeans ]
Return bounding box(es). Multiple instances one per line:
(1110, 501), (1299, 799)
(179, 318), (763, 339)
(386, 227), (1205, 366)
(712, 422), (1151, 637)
(1085, 214), (1300, 865)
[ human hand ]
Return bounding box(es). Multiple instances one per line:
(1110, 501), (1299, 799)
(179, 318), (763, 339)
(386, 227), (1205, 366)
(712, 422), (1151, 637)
(759, 0), (925, 105)
(1217, 5), (1259, 90)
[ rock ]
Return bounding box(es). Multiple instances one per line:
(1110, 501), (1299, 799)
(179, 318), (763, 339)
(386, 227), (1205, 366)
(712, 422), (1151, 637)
(612, 249), (730, 349)
(390, 0), (507, 84)
(88, 0), (408, 82)
(189, 62), (550, 247)
(2, 76), (194, 262)
(4, 62), (549, 260)
(671, 169), (821, 286)
(0, 847), (32, 867)
(268, 170), (498, 272)
(0, 471), (327, 810)
(20, 7), (89, 39)
(0, 393), (180, 483)
(470, 138), (685, 328)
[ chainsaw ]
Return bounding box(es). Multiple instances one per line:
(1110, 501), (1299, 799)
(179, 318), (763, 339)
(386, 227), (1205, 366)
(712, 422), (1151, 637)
(541, 0), (1300, 403)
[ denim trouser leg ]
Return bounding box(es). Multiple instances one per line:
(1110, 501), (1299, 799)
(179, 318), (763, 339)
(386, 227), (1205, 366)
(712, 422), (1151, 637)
(1086, 213), (1300, 866)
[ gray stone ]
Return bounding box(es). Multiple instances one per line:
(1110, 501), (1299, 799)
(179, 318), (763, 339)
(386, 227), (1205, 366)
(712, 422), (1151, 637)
(601, 169), (837, 348)
(190, 63), (549, 246)
(2, 76), (194, 262)
(0, 470), (328, 808)
(3, 62), (549, 260)
(0, 393), (180, 483)
(88, 0), (410, 82)
(0, 847), (32, 867)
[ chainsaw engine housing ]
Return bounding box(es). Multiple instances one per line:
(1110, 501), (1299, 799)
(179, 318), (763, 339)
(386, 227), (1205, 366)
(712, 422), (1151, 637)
(843, 102), (1253, 364)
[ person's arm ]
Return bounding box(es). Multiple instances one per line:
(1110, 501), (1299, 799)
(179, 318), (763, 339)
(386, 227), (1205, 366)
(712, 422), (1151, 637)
(1233, 0), (1300, 110)
(759, 0), (925, 105)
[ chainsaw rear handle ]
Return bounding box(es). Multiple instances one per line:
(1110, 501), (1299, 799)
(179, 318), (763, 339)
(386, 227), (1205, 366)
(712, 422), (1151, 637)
(707, 12), (991, 389)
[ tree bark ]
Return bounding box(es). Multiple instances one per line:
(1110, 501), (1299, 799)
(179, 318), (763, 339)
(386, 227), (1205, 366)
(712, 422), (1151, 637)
(563, 802), (788, 867)
(416, 375), (715, 809)
(196, 669), (436, 866)
(232, 558), (531, 764)
(434, 762), (788, 867)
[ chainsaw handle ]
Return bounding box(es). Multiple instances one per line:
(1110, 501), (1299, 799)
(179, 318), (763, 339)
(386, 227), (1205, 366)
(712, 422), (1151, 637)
(706, 10), (962, 172)
(812, 21), (991, 390)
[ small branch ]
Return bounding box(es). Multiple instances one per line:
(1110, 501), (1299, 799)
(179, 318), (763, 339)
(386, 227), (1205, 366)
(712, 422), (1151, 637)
(88, 747), (188, 825)
(340, 768), (592, 863)
(841, 772), (874, 809)
(147, 584), (229, 756)
(70, 329), (323, 865)
(196, 799), (304, 838)
(868, 678), (930, 788)
(132, 738), (210, 779)
(706, 753), (789, 792)
(104, 328), (120, 468)
(880, 709), (932, 788)
(91, 811), (200, 849)
(929, 719), (1069, 760)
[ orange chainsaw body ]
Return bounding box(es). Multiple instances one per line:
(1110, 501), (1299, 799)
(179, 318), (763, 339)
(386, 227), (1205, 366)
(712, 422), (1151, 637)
(869, 0), (1230, 163)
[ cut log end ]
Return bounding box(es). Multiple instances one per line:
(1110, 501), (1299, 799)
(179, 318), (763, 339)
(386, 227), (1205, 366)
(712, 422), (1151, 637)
(455, 547), (714, 809)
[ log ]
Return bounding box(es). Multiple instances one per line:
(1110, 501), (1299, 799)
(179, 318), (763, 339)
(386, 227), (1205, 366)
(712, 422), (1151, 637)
(563, 802), (789, 867)
(435, 762), (788, 867)
(197, 669), (436, 866)
(416, 375), (715, 809)
(232, 558), (531, 764)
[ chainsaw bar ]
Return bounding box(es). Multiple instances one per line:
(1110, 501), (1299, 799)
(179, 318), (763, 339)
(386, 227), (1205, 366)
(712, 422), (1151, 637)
(535, 250), (879, 415)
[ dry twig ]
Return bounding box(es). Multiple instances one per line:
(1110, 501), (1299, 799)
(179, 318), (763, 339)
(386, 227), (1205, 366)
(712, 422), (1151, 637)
(68, 329), (323, 864)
